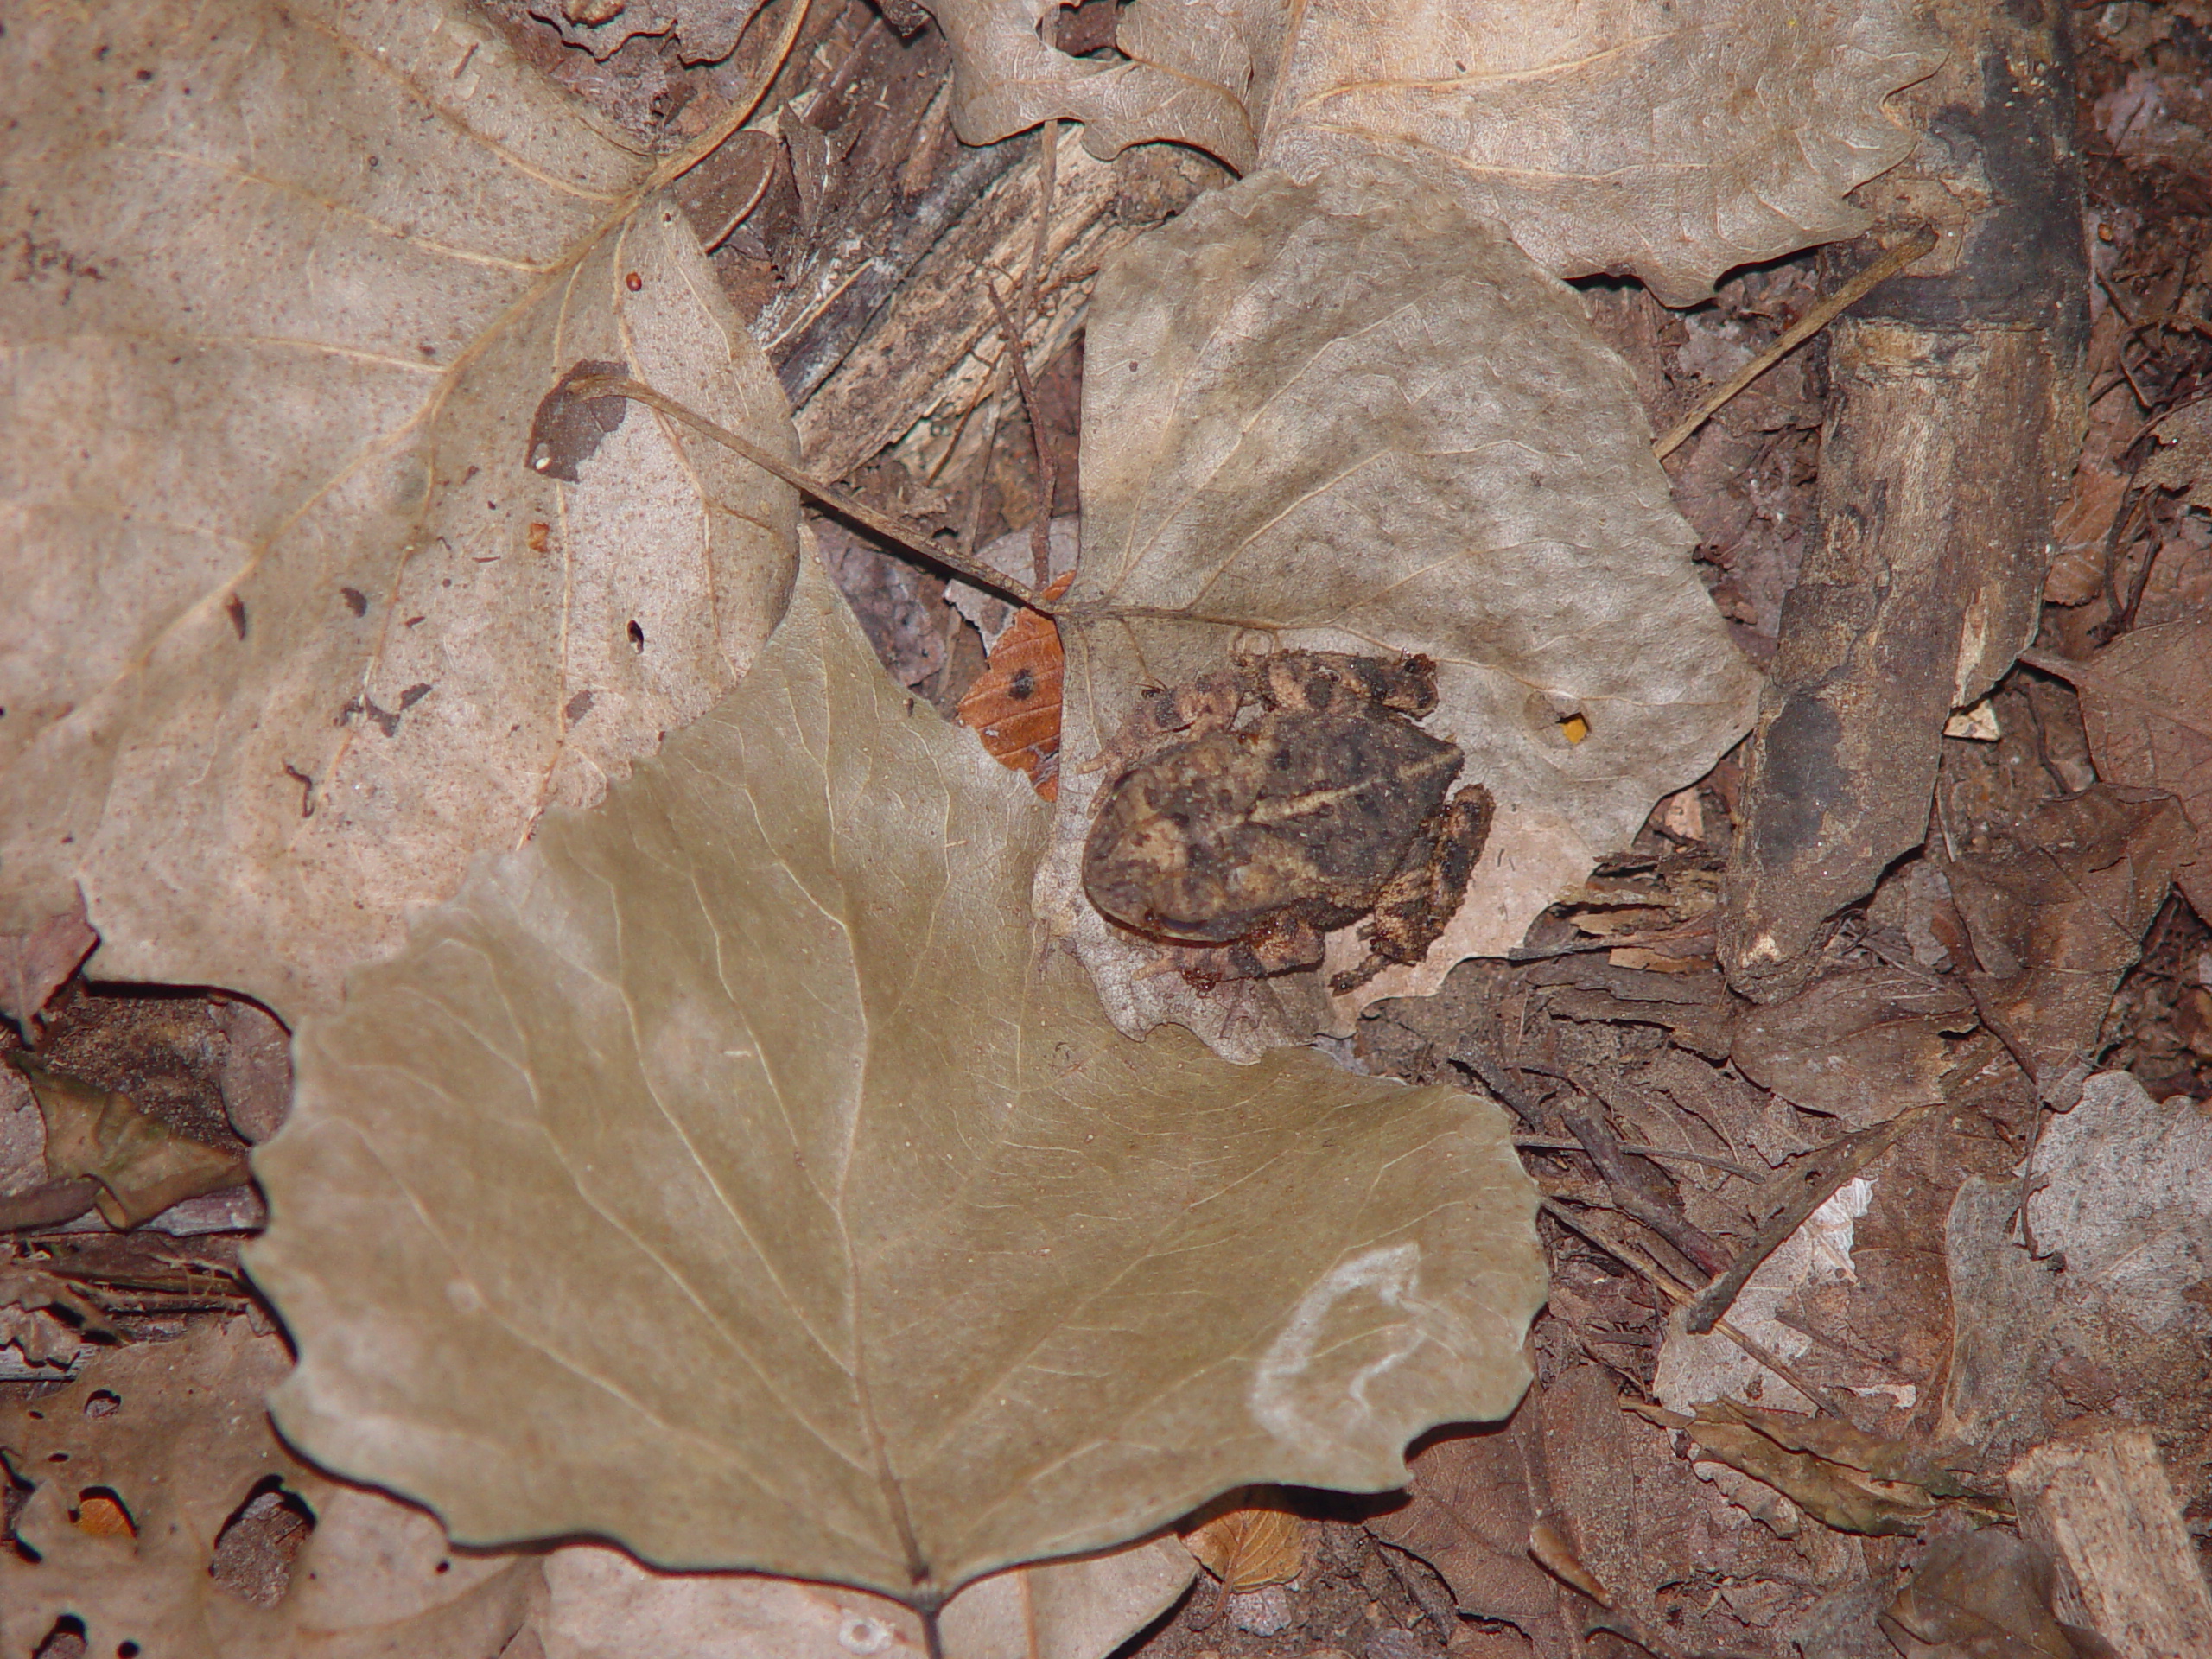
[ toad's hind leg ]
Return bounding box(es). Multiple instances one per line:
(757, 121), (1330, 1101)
(1330, 785), (1494, 995)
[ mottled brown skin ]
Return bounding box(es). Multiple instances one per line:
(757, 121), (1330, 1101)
(1081, 651), (1492, 993)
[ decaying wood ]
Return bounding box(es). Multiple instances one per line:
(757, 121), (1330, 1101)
(1722, 0), (2088, 1001)
(2008, 1427), (2212, 1657)
(797, 142), (1217, 483)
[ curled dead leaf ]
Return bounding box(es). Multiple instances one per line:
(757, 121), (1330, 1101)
(957, 571), (1076, 798)
(5, 1052), (248, 1230)
(1179, 1488), (1308, 1592)
(1628, 1397), (1980, 1537)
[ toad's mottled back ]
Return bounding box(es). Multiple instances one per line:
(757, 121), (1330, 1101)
(1081, 651), (1492, 993)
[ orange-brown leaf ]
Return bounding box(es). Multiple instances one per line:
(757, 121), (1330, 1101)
(956, 573), (1072, 799)
(1179, 1490), (1307, 1592)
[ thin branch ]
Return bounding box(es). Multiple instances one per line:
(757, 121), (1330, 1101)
(1653, 226), (1939, 461)
(987, 280), (1061, 592)
(561, 375), (1052, 612)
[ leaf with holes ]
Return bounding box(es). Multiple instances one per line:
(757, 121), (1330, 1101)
(0, 1319), (539, 1659)
(246, 554), (1546, 1598)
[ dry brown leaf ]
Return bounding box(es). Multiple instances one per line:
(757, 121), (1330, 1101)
(2029, 623), (2212, 923)
(1179, 1488), (1308, 1591)
(1878, 1530), (2082, 1659)
(929, 0), (1932, 303)
(957, 570), (1076, 798)
(4, 1052), (248, 1230)
(245, 553), (1547, 1599)
(1262, 0), (1938, 306)
(1731, 964), (1980, 1127)
(1943, 785), (2194, 1101)
(1628, 1398), (1948, 1537)
(530, 1535), (1194, 1658)
(931, 0), (1283, 172)
(1378, 1364), (1791, 1658)
(0, 0), (799, 1021)
(1038, 152), (1758, 1057)
(1370, 1413), (1573, 1657)
(0, 891), (97, 1033)
(0, 1319), (541, 1659)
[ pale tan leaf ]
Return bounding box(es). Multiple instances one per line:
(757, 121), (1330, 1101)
(930, 0), (1284, 171)
(0, 1319), (540, 1659)
(926, 0), (1934, 305)
(1261, 0), (1939, 306)
(530, 1535), (1194, 1658)
(0, 0), (799, 1021)
(245, 554), (1546, 1598)
(1039, 153), (1759, 1054)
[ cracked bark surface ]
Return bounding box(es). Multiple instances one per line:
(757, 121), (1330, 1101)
(1722, 0), (2088, 1001)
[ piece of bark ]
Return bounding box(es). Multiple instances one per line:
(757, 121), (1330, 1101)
(2008, 1427), (2212, 1658)
(1721, 0), (2087, 1001)
(794, 143), (1214, 483)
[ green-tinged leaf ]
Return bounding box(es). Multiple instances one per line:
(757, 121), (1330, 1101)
(1629, 1397), (1960, 1536)
(246, 554), (1547, 1600)
(6, 1052), (248, 1230)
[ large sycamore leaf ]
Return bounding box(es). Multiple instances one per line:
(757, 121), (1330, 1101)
(0, 0), (798, 1020)
(1039, 153), (1760, 1056)
(246, 554), (1546, 1599)
(531, 1535), (1195, 1658)
(926, 0), (1935, 302)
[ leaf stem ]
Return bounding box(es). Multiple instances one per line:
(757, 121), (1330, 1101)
(562, 375), (1055, 613)
(1651, 225), (1938, 461)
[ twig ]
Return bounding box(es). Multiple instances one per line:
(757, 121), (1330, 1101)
(986, 281), (1061, 593)
(1652, 226), (1939, 461)
(1020, 119), (1059, 346)
(562, 375), (1053, 613)
(1515, 1136), (1764, 1183)
(1682, 1101), (1941, 1335)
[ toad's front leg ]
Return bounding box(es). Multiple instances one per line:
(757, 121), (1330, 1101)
(1330, 785), (1494, 995)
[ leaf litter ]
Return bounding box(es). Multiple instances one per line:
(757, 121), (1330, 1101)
(10, 1), (2212, 1656)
